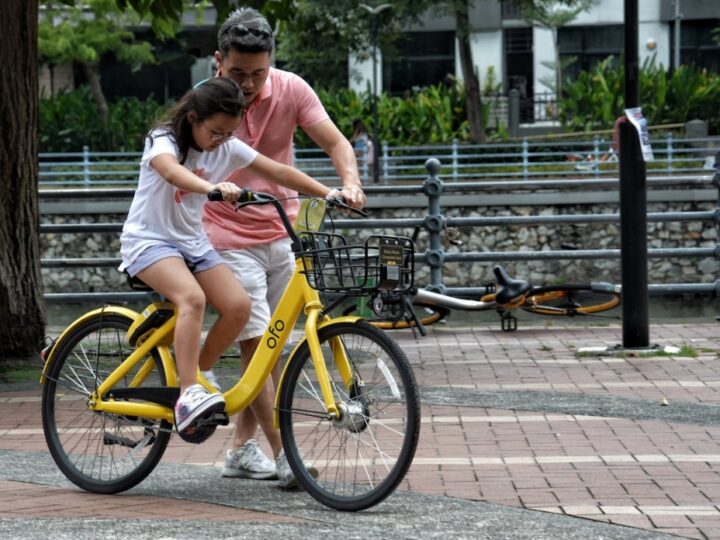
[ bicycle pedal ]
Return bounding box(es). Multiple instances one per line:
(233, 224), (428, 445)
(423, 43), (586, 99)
(196, 410), (229, 427)
(176, 405), (228, 444)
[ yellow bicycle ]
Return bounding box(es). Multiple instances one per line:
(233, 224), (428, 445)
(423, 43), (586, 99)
(40, 191), (420, 511)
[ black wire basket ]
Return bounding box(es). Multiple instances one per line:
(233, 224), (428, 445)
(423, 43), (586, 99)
(300, 232), (414, 294)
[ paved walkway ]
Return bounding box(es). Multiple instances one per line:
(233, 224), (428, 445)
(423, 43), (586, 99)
(2, 321), (720, 539)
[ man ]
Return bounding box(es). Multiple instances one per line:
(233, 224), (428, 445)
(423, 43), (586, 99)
(200, 7), (366, 489)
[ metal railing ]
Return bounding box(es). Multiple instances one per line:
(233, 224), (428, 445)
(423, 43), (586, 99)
(39, 135), (720, 187)
(39, 161), (720, 303)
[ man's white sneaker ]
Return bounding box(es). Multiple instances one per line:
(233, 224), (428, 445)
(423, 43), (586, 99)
(222, 439), (277, 480)
(276, 448), (319, 489)
(174, 384), (225, 434)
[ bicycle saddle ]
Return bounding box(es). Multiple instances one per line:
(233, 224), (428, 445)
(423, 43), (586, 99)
(493, 266), (531, 305)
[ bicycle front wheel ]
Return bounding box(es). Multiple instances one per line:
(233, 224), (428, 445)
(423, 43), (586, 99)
(278, 321), (420, 511)
(523, 284), (621, 316)
(42, 312), (172, 494)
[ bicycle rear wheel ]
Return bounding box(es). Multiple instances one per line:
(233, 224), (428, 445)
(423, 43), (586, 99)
(278, 321), (420, 511)
(42, 312), (172, 494)
(523, 284), (621, 316)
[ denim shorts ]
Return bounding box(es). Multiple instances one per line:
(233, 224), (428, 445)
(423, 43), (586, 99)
(125, 242), (225, 277)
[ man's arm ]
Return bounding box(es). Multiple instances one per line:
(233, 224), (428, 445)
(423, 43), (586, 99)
(304, 119), (366, 207)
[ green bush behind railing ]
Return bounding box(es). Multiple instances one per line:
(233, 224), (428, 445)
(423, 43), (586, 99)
(561, 57), (720, 133)
(39, 58), (720, 153)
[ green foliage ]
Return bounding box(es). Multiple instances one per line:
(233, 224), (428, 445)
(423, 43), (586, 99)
(560, 57), (720, 132)
(297, 81), (472, 148)
(40, 0), (157, 68)
(520, 0), (597, 29)
(40, 86), (166, 152)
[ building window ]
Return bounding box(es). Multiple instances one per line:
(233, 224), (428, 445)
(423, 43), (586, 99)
(671, 19), (720, 73)
(382, 31), (455, 95)
(504, 27), (534, 122)
(558, 25), (624, 80)
(501, 1), (524, 20)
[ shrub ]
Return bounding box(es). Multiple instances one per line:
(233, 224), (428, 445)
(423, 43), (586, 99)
(560, 57), (720, 133)
(40, 86), (166, 152)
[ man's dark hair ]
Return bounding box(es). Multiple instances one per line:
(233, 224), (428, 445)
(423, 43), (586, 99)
(218, 7), (274, 56)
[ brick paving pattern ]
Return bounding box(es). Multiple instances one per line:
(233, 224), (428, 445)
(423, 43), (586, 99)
(2, 321), (720, 538)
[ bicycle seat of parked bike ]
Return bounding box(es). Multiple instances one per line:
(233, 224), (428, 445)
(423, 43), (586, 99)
(493, 266), (531, 305)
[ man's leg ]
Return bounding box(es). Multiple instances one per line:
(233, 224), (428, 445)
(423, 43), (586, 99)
(232, 336), (282, 458)
(208, 241), (292, 479)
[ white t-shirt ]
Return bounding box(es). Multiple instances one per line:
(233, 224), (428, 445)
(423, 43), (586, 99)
(119, 130), (258, 271)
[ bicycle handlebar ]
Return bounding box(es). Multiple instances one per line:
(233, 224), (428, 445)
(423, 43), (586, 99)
(207, 188), (365, 246)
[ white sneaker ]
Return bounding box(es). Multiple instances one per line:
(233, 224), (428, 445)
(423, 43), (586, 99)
(201, 369), (221, 391)
(174, 384), (225, 434)
(276, 448), (319, 489)
(222, 439), (277, 480)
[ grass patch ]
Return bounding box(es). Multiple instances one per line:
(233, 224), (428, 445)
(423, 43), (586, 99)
(0, 359), (43, 384)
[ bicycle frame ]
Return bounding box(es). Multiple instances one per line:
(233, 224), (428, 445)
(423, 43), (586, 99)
(40, 234), (357, 427)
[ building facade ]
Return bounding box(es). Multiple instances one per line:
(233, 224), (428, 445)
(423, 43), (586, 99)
(349, 0), (720, 122)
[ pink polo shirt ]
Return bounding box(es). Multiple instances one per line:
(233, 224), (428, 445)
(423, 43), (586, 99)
(203, 68), (329, 250)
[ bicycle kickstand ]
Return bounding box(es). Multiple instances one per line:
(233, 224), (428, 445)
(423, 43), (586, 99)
(499, 311), (518, 332)
(402, 294), (427, 337)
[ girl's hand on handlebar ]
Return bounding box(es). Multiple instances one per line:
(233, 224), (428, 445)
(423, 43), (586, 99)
(213, 181), (243, 202)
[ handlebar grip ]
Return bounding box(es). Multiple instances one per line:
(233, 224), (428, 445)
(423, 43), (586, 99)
(207, 188), (254, 203)
(326, 193), (367, 217)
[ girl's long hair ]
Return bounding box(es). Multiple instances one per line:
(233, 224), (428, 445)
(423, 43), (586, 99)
(149, 78), (244, 164)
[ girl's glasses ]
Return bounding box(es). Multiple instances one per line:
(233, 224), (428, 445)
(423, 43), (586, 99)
(202, 122), (234, 143)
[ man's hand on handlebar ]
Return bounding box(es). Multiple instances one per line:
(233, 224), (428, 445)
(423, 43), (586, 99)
(339, 184), (366, 209)
(325, 188), (366, 217)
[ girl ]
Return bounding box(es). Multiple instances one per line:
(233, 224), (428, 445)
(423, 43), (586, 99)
(119, 78), (332, 436)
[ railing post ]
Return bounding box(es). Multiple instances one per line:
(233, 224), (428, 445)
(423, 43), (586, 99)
(666, 132), (673, 174)
(522, 138), (529, 180)
(422, 158), (445, 293)
(593, 136), (601, 178)
(451, 139), (459, 183)
(712, 171), (720, 320)
(382, 141), (389, 185)
(83, 145), (90, 187)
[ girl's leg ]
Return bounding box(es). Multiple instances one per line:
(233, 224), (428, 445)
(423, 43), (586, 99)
(136, 257), (206, 392)
(195, 263), (252, 370)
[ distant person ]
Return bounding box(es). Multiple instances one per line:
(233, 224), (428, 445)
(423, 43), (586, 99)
(349, 119), (374, 179)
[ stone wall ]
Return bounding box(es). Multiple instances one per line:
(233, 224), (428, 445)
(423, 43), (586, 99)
(40, 199), (719, 293)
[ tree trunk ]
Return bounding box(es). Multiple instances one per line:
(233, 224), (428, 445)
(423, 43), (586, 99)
(84, 62), (109, 124)
(455, 2), (485, 144)
(0, 0), (46, 359)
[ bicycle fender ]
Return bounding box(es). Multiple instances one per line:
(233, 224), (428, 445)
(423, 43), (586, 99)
(273, 316), (362, 428)
(39, 306), (142, 384)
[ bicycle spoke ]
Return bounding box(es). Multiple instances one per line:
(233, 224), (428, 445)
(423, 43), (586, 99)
(42, 313), (172, 494)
